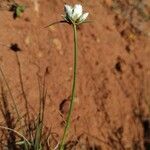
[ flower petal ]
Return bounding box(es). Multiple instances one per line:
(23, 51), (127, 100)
(64, 4), (73, 18)
(79, 12), (89, 22)
(72, 4), (83, 21)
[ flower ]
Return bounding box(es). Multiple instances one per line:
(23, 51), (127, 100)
(64, 4), (89, 24)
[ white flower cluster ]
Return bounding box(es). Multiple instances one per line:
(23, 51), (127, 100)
(64, 4), (89, 25)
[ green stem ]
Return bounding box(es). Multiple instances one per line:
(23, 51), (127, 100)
(59, 23), (77, 150)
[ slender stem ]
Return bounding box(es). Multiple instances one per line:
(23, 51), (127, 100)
(59, 23), (77, 150)
(15, 53), (31, 139)
(0, 67), (20, 120)
(0, 65), (28, 149)
(0, 126), (31, 146)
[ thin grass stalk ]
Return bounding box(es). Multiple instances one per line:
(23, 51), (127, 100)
(0, 126), (31, 146)
(59, 23), (77, 150)
(0, 67), (20, 121)
(15, 53), (31, 140)
(34, 75), (47, 149)
(0, 86), (17, 149)
(0, 66), (29, 150)
(34, 77), (42, 150)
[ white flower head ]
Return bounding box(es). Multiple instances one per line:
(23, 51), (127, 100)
(64, 4), (89, 24)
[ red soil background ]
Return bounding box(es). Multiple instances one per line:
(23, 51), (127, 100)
(0, 0), (150, 149)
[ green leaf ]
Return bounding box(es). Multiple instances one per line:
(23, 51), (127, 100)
(16, 5), (26, 17)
